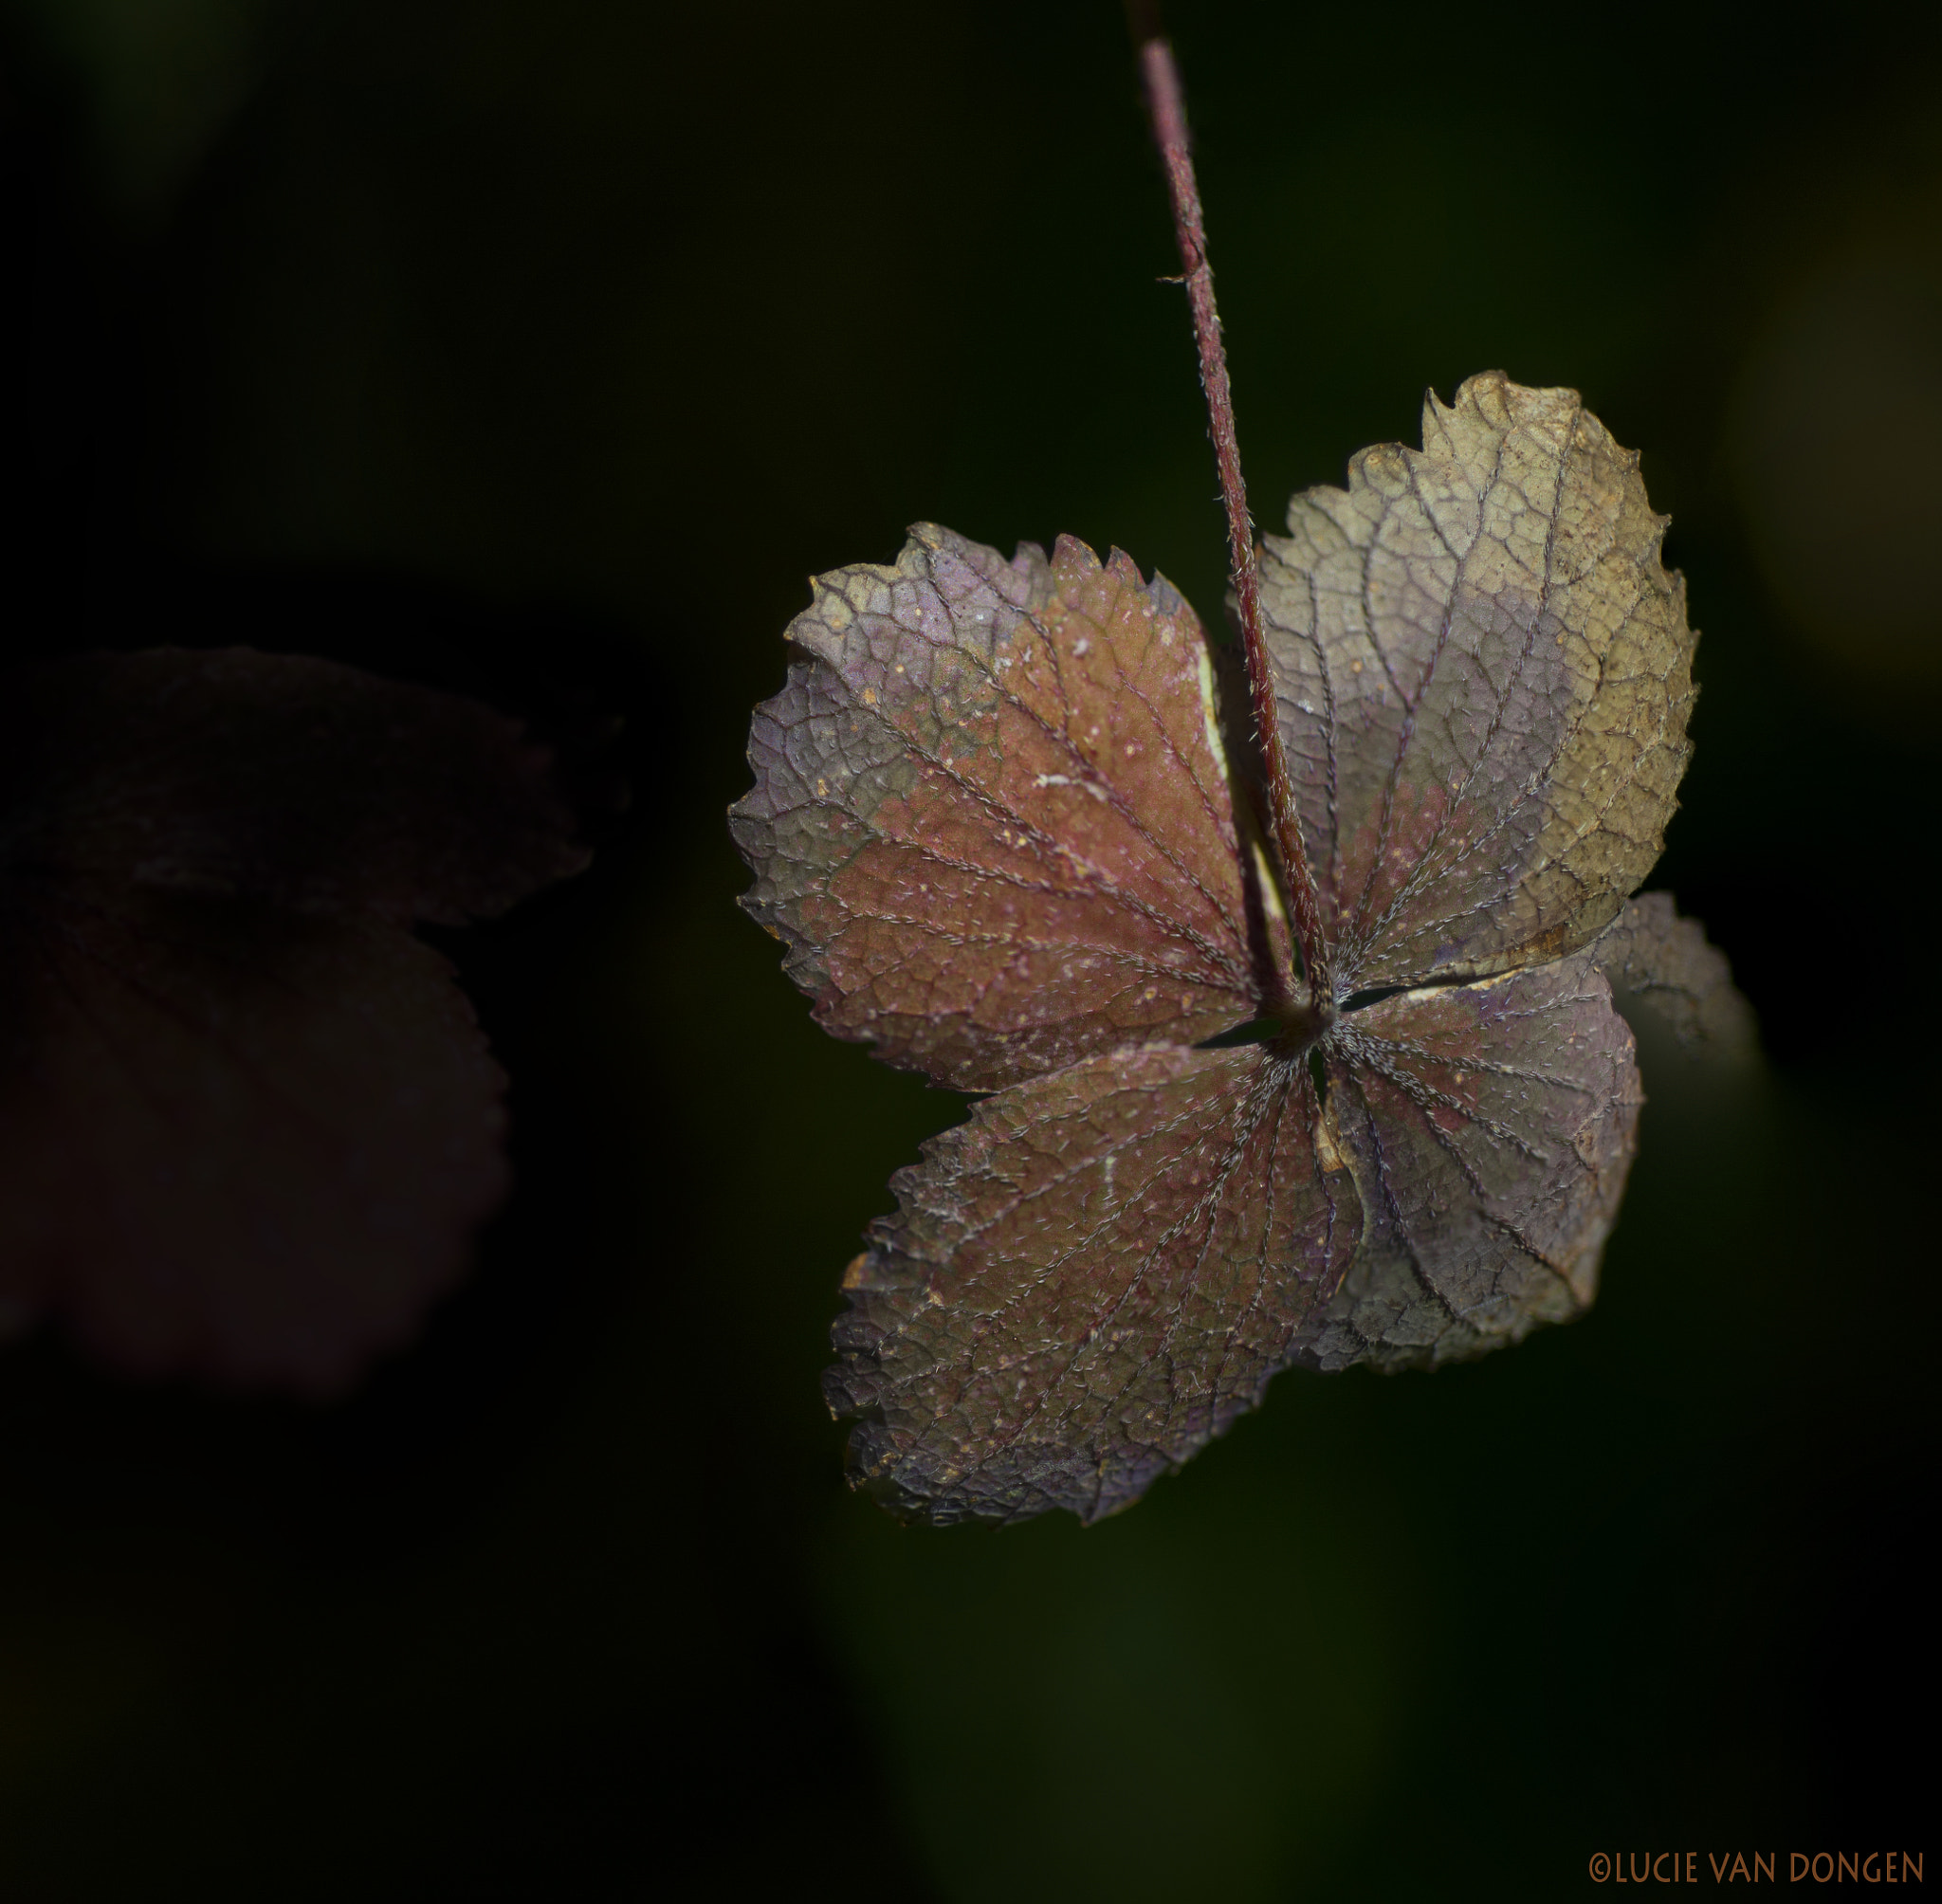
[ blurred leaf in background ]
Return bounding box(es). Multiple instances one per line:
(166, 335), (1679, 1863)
(0, 1), (1935, 1899)
(1724, 103), (1942, 693)
(10, 0), (285, 217)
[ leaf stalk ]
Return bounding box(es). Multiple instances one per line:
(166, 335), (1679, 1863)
(1133, 34), (1331, 1009)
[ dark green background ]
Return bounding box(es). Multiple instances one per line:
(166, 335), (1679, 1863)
(0, 1), (1934, 1895)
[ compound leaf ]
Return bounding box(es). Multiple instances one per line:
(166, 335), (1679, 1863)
(739, 374), (1751, 1524)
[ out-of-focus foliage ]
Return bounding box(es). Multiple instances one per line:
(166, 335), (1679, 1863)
(9, 0), (286, 214)
(1727, 153), (1942, 688)
(0, 649), (587, 1390)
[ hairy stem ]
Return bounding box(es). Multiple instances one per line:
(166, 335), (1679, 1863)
(1133, 33), (1330, 1008)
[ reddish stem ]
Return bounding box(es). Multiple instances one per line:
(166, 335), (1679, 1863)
(1134, 36), (1330, 1009)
